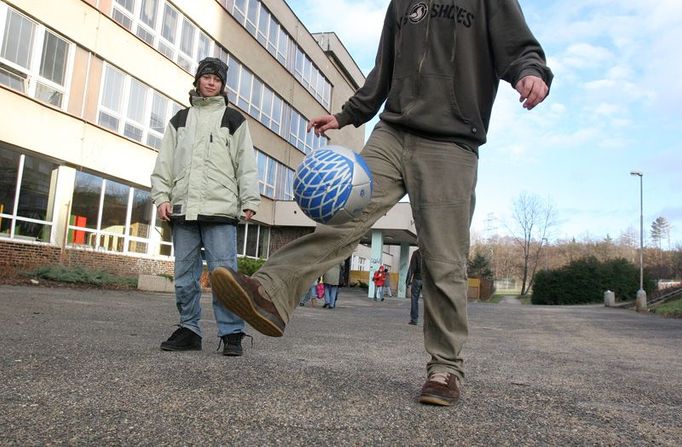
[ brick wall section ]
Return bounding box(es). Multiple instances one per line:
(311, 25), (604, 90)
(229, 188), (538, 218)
(1, 228), (311, 280)
(269, 227), (314, 254)
(0, 239), (173, 277)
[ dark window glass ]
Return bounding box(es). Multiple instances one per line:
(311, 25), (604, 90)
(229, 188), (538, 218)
(246, 223), (258, 257)
(101, 179), (130, 235)
(0, 146), (20, 218)
(237, 224), (245, 256)
(71, 171), (101, 231)
(17, 154), (57, 222)
(129, 188), (152, 239)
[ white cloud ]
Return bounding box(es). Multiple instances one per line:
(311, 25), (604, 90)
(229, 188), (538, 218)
(561, 43), (615, 70)
(286, 0), (682, 245)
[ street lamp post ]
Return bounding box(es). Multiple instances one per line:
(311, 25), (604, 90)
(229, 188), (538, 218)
(630, 171), (647, 311)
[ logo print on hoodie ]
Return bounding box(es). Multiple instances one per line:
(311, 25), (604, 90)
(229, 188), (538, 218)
(401, 2), (475, 28)
(408, 2), (428, 23)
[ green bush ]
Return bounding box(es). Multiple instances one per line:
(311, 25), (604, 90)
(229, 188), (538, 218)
(532, 256), (653, 305)
(28, 265), (138, 288)
(237, 257), (265, 276)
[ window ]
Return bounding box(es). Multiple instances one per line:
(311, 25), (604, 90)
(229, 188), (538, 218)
(257, 226), (270, 259)
(236, 222), (270, 259)
(256, 150), (294, 200)
(352, 255), (369, 271)
(275, 163), (293, 200)
(1, 8), (35, 70)
(112, 0), (213, 75)
(69, 171), (170, 256)
(178, 17), (196, 70)
(139, 0), (158, 28)
(128, 188), (152, 253)
(289, 109), (327, 154)
(232, 0), (246, 23)
(245, 0), (259, 35)
(218, 48), (290, 139)
(245, 222), (258, 257)
(237, 69), (252, 111)
(0, 146), (57, 243)
(159, 3), (177, 43)
(225, 0), (333, 109)
(256, 150), (275, 197)
(250, 78), (262, 116)
(97, 64), (180, 150)
(0, 3), (73, 108)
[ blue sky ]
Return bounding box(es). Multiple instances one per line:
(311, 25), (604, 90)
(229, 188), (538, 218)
(286, 0), (682, 247)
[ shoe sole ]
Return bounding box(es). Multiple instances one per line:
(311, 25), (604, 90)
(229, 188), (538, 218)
(211, 269), (284, 337)
(223, 351), (244, 357)
(418, 394), (457, 406)
(160, 345), (202, 351)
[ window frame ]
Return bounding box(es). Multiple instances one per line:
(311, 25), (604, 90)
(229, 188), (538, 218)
(0, 150), (57, 244)
(0, 3), (75, 109)
(96, 63), (180, 150)
(111, 0), (213, 75)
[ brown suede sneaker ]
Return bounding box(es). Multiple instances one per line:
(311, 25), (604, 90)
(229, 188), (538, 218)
(418, 372), (461, 406)
(210, 267), (285, 337)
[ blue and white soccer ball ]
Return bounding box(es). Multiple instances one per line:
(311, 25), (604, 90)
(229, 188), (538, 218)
(293, 145), (373, 225)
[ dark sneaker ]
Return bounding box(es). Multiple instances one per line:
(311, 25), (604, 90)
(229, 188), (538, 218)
(210, 267), (285, 337)
(160, 327), (201, 351)
(418, 372), (461, 406)
(219, 332), (253, 356)
(408, 320), (417, 325)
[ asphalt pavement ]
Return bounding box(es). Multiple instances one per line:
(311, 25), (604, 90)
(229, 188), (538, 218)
(1, 284), (680, 446)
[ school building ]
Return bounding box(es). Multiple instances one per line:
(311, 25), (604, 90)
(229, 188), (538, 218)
(0, 0), (417, 296)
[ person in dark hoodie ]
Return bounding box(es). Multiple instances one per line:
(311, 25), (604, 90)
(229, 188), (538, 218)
(151, 57), (260, 356)
(210, 0), (552, 405)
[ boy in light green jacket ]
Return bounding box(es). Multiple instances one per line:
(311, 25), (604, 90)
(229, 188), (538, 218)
(151, 57), (260, 356)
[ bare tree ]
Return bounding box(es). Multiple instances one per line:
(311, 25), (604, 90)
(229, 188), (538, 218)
(650, 216), (671, 250)
(506, 192), (557, 295)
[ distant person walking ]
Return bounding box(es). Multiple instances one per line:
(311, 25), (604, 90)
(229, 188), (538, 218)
(384, 266), (393, 297)
(322, 264), (343, 309)
(406, 249), (423, 325)
(372, 265), (387, 301)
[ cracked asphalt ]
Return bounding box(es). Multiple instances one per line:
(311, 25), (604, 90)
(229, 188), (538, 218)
(1, 284), (680, 446)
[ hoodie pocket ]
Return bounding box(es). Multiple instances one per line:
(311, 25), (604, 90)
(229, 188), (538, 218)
(386, 73), (477, 136)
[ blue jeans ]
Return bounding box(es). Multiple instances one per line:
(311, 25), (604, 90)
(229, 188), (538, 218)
(410, 279), (423, 323)
(172, 221), (244, 338)
(299, 281), (317, 305)
(324, 284), (339, 308)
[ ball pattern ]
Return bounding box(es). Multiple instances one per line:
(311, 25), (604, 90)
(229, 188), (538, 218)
(293, 146), (372, 225)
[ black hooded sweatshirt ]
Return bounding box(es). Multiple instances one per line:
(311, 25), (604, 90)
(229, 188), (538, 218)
(334, 0), (553, 152)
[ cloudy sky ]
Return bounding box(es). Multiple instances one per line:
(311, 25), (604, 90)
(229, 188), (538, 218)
(286, 0), (682, 247)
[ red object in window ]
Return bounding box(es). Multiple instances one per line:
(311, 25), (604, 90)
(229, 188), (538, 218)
(73, 216), (86, 244)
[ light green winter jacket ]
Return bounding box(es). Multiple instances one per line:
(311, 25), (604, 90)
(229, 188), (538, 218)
(151, 93), (260, 222)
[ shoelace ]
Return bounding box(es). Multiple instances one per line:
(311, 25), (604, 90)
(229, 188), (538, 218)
(429, 372), (450, 386)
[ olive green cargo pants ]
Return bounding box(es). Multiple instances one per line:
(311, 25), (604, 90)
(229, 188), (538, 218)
(254, 121), (478, 378)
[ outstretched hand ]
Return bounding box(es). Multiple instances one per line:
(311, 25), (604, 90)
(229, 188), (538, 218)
(515, 75), (548, 111)
(307, 114), (339, 137)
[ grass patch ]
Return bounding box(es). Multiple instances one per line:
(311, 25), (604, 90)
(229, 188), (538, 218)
(652, 297), (682, 318)
(487, 293), (518, 304)
(27, 265), (138, 289)
(518, 295), (532, 305)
